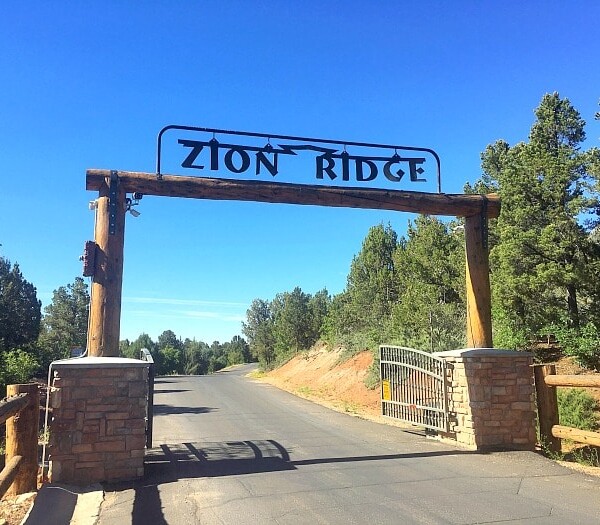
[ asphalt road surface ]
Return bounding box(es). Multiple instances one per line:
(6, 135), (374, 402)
(98, 364), (600, 524)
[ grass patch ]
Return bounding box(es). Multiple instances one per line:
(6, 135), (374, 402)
(296, 385), (315, 397)
(563, 445), (600, 467)
(341, 401), (360, 414)
(557, 388), (599, 431)
(247, 369), (266, 379)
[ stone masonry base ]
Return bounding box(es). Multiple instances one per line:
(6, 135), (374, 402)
(435, 349), (537, 450)
(49, 357), (149, 485)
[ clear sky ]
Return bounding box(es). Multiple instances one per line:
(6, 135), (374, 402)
(1, 1), (599, 345)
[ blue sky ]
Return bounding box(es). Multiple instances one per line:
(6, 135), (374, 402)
(2, 1), (599, 345)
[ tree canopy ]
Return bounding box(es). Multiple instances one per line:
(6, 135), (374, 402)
(37, 277), (90, 368)
(474, 94), (600, 356)
(0, 256), (41, 352)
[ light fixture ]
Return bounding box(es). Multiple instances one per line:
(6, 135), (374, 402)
(125, 194), (143, 218)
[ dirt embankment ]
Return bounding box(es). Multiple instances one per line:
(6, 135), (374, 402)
(258, 343), (386, 421)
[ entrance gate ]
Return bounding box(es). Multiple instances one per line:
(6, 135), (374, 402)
(380, 345), (449, 432)
(84, 126), (501, 357)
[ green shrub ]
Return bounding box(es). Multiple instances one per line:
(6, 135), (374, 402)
(0, 349), (39, 396)
(554, 323), (600, 371)
(557, 388), (599, 431)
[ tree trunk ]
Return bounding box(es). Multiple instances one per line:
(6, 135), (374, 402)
(566, 283), (579, 329)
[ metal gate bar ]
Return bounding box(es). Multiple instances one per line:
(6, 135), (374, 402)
(140, 348), (155, 448)
(380, 345), (449, 432)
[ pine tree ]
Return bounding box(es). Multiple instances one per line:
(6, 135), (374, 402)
(38, 277), (89, 366)
(479, 93), (599, 347)
(0, 256), (41, 352)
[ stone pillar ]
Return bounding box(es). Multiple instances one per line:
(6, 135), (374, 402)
(49, 357), (149, 485)
(435, 349), (536, 450)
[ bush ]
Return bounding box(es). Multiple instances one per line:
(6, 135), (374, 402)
(554, 323), (600, 371)
(557, 388), (599, 431)
(0, 349), (39, 396)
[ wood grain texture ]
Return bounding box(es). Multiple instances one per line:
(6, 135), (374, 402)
(5, 384), (39, 496)
(533, 365), (561, 453)
(0, 456), (22, 499)
(86, 169), (500, 218)
(552, 425), (600, 447)
(544, 374), (600, 388)
(0, 393), (29, 426)
(87, 177), (126, 357)
(464, 215), (493, 348)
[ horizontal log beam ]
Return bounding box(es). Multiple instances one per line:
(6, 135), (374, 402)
(86, 169), (500, 218)
(0, 393), (29, 425)
(0, 456), (22, 499)
(544, 374), (600, 388)
(552, 425), (600, 447)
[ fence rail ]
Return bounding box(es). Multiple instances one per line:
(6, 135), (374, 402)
(0, 393), (29, 425)
(0, 384), (39, 498)
(534, 364), (600, 453)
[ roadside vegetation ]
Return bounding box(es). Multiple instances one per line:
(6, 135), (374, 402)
(244, 94), (600, 377)
(119, 331), (254, 376)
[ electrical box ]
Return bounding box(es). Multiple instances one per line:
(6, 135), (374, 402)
(82, 240), (96, 277)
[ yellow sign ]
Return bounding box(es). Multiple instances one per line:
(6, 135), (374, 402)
(382, 379), (391, 401)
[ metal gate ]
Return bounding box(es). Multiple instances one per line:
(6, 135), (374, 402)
(380, 345), (449, 432)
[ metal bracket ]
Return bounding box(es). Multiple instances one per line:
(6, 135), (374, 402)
(481, 195), (489, 250)
(109, 170), (118, 235)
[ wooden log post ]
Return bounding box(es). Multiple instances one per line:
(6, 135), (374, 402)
(87, 174), (126, 357)
(464, 214), (493, 348)
(533, 364), (561, 454)
(5, 384), (39, 496)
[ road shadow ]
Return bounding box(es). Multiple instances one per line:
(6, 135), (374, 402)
(103, 440), (293, 525)
(101, 439), (480, 524)
(146, 440), (294, 479)
(153, 404), (216, 415)
(153, 389), (191, 394)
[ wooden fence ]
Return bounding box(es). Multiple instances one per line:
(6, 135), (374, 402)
(0, 384), (40, 498)
(533, 364), (600, 453)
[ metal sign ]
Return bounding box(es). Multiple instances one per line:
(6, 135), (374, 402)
(157, 125), (442, 192)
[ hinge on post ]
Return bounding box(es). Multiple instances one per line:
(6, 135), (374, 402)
(109, 170), (118, 235)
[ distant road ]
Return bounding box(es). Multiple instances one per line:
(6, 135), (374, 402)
(99, 364), (600, 524)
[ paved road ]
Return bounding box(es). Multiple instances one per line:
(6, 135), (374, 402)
(98, 365), (600, 524)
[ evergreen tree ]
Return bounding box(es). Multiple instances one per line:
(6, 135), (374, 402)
(243, 298), (276, 367)
(345, 223), (398, 332)
(0, 256), (41, 352)
(478, 93), (600, 349)
(182, 338), (210, 375)
(272, 287), (313, 356)
(308, 288), (330, 342)
(38, 277), (89, 367)
(158, 329), (183, 351)
(391, 216), (465, 351)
